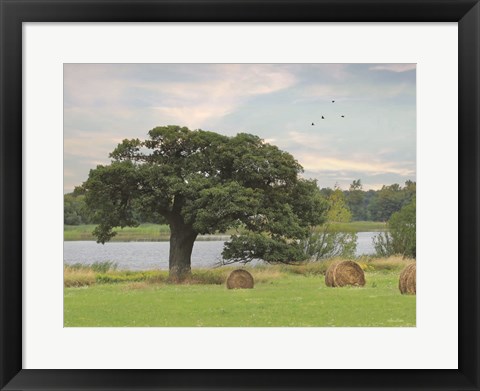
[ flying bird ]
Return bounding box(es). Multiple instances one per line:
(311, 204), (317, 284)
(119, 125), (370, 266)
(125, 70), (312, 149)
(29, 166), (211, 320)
(311, 122), (315, 126)
(332, 100), (335, 103)
(341, 115), (345, 118)
(321, 116), (325, 119)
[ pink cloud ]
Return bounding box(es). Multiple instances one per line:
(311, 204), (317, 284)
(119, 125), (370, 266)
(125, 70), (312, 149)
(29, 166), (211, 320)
(369, 64), (416, 73)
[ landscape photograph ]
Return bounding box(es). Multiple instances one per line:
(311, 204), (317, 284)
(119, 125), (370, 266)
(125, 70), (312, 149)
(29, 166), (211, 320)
(64, 63), (416, 327)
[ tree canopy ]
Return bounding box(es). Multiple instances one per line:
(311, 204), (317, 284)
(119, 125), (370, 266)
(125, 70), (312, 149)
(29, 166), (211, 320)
(82, 126), (327, 281)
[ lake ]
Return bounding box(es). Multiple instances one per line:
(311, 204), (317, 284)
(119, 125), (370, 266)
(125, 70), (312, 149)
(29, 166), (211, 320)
(63, 232), (379, 270)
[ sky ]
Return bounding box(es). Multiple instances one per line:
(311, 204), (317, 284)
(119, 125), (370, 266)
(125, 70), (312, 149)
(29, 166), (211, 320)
(64, 63), (416, 193)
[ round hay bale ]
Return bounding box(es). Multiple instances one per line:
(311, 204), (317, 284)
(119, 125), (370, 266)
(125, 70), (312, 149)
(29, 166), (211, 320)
(325, 261), (365, 287)
(324, 262), (337, 287)
(226, 269), (254, 289)
(399, 263), (416, 295)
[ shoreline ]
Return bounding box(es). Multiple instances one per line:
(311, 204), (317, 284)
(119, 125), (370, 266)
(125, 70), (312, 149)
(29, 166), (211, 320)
(64, 221), (387, 242)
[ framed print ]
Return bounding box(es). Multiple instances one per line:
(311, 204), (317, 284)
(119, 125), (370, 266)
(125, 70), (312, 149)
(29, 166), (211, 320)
(1, 0), (479, 390)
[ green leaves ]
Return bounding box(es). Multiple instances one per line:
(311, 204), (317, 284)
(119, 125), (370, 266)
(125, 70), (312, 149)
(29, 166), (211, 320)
(109, 138), (142, 161)
(83, 161), (141, 243)
(326, 187), (352, 223)
(64, 193), (91, 225)
(222, 233), (308, 264)
(227, 133), (302, 188)
(188, 182), (261, 234)
(373, 197), (416, 258)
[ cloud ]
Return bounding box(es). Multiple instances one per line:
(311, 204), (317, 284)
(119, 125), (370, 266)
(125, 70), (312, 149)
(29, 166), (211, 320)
(298, 154), (415, 177)
(150, 105), (232, 130)
(64, 133), (122, 161)
(285, 131), (334, 149)
(369, 64), (416, 73)
(65, 64), (297, 129)
(274, 131), (415, 186)
(64, 65), (128, 108)
(63, 168), (76, 178)
(146, 65), (297, 127)
(298, 81), (412, 103)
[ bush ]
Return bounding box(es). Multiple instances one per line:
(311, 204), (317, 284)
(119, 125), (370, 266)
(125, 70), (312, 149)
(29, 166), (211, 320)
(301, 186), (357, 261)
(301, 226), (357, 261)
(373, 197), (416, 258)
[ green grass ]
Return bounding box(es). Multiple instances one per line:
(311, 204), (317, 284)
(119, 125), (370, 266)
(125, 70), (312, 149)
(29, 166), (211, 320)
(327, 221), (387, 232)
(64, 223), (171, 241)
(64, 221), (387, 241)
(64, 259), (415, 327)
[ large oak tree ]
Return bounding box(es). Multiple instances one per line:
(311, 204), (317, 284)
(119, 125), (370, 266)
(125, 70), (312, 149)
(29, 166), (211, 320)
(82, 126), (327, 281)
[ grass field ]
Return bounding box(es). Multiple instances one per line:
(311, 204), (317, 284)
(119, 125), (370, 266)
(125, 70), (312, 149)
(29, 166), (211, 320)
(64, 257), (415, 327)
(64, 221), (387, 241)
(64, 224), (172, 241)
(327, 221), (387, 232)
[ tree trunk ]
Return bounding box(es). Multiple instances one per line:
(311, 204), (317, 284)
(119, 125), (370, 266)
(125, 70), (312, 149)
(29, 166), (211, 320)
(168, 217), (197, 282)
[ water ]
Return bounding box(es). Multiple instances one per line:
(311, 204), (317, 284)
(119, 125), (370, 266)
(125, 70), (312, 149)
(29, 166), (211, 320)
(356, 231), (378, 257)
(64, 232), (380, 270)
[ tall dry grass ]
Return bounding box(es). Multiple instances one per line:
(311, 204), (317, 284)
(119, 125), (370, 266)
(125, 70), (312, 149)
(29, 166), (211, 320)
(64, 267), (96, 287)
(64, 256), (413, 288)
(356, 255), (414, 272)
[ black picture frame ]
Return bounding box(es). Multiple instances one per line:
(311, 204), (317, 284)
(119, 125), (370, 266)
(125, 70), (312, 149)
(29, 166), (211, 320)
(1, 1), (479, 390)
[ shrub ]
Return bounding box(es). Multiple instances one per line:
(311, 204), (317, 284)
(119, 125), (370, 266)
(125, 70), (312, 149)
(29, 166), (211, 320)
(301, 187), (357, 261)
(373, 197), (416, 258)
(301, 226), (357, 261)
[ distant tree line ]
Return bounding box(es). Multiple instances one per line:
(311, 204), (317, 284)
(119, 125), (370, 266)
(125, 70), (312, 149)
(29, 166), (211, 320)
(64, 191), (91, 225)
(65, 188), (166, 226)
(320, 179), (416, 222)
(66, 178), (416, 225)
